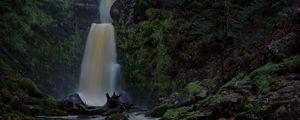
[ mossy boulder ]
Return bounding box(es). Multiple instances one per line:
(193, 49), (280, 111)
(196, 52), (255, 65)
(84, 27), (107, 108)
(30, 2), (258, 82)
(218, 73), (245, 93)
(146, 104), (169, 117)
(248, 63), (282, 94)
(18, 78), (44, 98)
(184, 82), (202, 95)
(254, 75), (273, 94)
(201, 77), (220, 92)
(162, 107), (190, 119)
(249, 63), (280, 78)
(44, 96), (59, 107)
(280, 56), (300, 72)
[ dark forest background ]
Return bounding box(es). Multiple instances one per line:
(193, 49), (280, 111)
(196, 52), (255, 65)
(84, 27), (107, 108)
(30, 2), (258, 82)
(0, 0), (299, 119)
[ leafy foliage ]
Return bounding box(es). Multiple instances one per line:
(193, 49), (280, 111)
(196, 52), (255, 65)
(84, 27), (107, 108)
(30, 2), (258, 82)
(115, 0), (300, 97)
(0, 0), (84, 80)
(115, 7), (175, 96)
(0, 0), (85, 117)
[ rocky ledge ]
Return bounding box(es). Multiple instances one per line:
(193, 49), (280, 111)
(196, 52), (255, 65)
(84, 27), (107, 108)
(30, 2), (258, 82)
(147, 56), (300, 120)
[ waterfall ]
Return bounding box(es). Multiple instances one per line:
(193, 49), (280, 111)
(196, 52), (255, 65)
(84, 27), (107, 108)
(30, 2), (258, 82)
(100, 0), (116, 23)
(78, 0), (118, 106)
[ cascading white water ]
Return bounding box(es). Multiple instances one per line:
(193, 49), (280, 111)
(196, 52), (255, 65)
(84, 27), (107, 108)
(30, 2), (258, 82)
(78, 0), (118, 106)
(100, 0), (116, 23)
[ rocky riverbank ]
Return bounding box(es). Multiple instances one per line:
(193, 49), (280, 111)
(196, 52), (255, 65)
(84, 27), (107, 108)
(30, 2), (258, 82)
(147, 56), (300, 119)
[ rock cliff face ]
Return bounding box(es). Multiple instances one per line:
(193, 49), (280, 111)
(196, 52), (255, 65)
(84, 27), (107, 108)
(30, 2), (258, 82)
(74, 0), (100, 29)
(41, 0), (101, 99)
(48, 0), (100, 37)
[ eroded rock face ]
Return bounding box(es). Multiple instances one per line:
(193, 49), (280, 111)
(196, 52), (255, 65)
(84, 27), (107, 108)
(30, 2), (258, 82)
(149, 57), (300, 120)
(42, 0), (101, 99)
(74, 0), (100, 29)
(47, 0), (100, 37)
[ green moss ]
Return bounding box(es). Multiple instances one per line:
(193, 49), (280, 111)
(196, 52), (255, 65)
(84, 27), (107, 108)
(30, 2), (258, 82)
(44, 96), (58, 107)
(218, 73), (244, 93)
(0, 59), (15, 75)
(198, 94), (222, 106)
(250, 63), (280, 78)
(184, 82), (202, 95)
(146, 104), (169, 117)
(244, 103), (254, 111)
(25, 96), (61, 116)
(24, 97), (41, 105)
(2, 113), (34, 120)
(247, 63), (280, 95)
(18, 78), (43, 97)
(281, 56), (300, 71)
(202, 76), (220, 90)
(31, 105), (44, 115)
(163, 107), (190, 119)
(243, 100), (270, 113)
(254, 75), (272, 94)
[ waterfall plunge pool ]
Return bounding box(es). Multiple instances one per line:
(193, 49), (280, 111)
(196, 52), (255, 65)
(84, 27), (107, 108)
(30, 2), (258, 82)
(37, 106), (159, 120)
(37, 113), (158, 120)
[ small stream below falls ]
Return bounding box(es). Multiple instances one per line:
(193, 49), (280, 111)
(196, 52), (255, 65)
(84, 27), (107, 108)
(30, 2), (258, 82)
(37, 106), (159, 120)
(37, 113), (157, 120)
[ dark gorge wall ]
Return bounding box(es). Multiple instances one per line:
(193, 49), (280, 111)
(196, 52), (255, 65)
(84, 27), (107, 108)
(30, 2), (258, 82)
(74, 0), (100, 29)
(0, 0), (101, 101)
(42, 0), (101, 99)
(0, 0), (111, 118)
(114, 0), (300, 103)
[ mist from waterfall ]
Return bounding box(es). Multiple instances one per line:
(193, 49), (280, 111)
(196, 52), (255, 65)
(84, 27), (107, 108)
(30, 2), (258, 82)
(78, 0), (119, 106)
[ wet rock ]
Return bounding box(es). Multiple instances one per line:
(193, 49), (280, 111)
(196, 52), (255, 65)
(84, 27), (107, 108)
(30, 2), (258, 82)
(146, 104), (169, 117)
(105, 113), (128, 120)
(162, 107), (190, 120)
(185, 111), (213, 120)
(61, 94), (85, 111)
(286, 74), (300, 80)
(103, 108), (122, 116)
(155, 60), (300, 119)
(159, 92), (180, 105)
(74, 0), (100, 29)
(196, 88), (208, 99)
(212, 92), (245, 118)
(234, 78), (253, 90)
(278, 86), (295, 94)
(220, 92), (245, 104)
